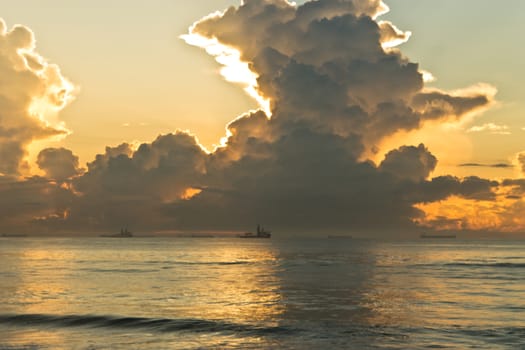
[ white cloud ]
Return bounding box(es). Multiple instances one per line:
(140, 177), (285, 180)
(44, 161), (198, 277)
(467, 123), (510, 134)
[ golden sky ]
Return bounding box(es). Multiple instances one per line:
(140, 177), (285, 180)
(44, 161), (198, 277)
(1, 0), (525, 235)
(0, 0), (522, 176)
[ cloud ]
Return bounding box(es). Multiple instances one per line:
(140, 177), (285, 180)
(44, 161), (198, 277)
(378, 20), (411, 49)
(517, 152), (525, 175)
(459, 163), (514, 168)
(0, 176), (74, 233)
(409, 175), (498, 204)
(184, 0), (493, 153)
(169, 0), (496, 232)
(379, 144), (436, 182)
(1, 1), (516, 235)
(501, 178), (525, 190)
(467, 122), (510, 134)
(0, 18), (75, 177)
(63, 133), (208, 231)
(415, 179), (525, 232)
(36, 148), (83, 181)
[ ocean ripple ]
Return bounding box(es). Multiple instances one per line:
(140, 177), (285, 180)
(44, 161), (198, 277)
(0, 313), (294, 336)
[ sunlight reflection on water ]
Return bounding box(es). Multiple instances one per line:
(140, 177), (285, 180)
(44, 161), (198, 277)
(1, 237), (524, 349)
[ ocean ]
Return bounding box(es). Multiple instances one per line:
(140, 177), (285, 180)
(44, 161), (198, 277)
(0, 236), (524, 349)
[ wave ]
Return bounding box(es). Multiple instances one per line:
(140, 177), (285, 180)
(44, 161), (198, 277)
(143, 260), (253, 266)
(444, 262), (525, 268)
(78, 268), (158, 273)
(425, 326), (525, 342)
(0, 313), (294, 335)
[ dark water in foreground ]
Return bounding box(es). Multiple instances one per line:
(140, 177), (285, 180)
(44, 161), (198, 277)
(0, 237), (524, 349)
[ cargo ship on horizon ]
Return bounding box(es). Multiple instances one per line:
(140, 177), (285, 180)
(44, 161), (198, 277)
(100, 227), (133, 238)
(239, 224), (271, 238)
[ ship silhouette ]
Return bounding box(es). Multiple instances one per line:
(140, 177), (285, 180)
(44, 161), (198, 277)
(100, 227), (133, 238)
(239, 224), (271, 238)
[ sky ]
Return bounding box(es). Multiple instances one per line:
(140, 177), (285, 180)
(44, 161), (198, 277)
(1, 0), (525, 235)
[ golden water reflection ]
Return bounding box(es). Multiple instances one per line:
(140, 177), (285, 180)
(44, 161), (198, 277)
(1, 238), (524, 348)
(1, 238), (284, 324)
(3, 243), (75, 315)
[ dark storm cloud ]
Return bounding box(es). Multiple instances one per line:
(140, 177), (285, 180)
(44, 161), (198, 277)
(0, 133), (208, 233)
(167, 137), (423, 231)
(413, 176), (498, 202)
(62, 133), (208, 232)
(0, 176), (74, 233)
(37, 148), (83, 181)
(164, 0), (494, 232)
(379, 144), (437, 182)
(0, 1), (504, 234)
(411, 91), (490, 121)
(187, 0), (491, 152)
(162, 132), (494, 232)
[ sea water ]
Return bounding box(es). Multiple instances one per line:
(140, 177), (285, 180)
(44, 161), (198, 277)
(0, 237), (524, 349)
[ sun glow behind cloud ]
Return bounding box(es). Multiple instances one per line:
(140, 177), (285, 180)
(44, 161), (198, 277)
(2, 1), (519, 235)
(181, 187), (203, 200)
(378, 21), (411, 49)
(0, 19), (77, 177)
(415, 193), (525, 232)
(181, 22), (271, 118)
(24, 66), (76, 176)
(420, 70), (436, 83)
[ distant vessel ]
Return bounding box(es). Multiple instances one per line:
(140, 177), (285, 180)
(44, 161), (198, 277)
(327, 235), (353, 239)
(100, 227), (133, 238)
(239, 224), (271, 238)
(420, 233), (456, 239)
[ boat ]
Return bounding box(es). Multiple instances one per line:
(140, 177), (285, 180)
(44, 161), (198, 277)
(239, 224), (271, 238)
(420, 233), (456, 239)
(100, 227), (133, 238)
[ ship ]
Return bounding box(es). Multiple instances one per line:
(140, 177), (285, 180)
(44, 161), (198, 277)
(420, 233), (456, 239)
(239, 224), (271, 238)
(100, 227), (133, 238)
